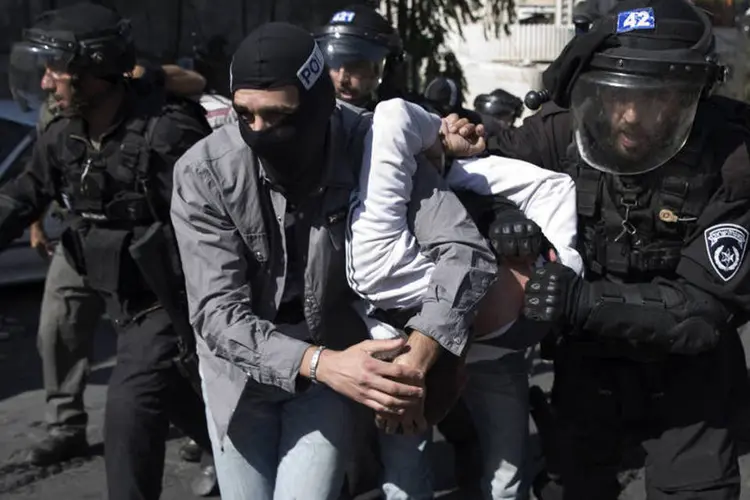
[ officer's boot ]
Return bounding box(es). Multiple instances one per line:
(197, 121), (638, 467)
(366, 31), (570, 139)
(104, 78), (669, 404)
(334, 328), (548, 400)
(26, 426), (89, 466)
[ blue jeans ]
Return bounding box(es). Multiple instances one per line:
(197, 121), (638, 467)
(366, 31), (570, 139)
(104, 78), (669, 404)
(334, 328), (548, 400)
(378, 352), (529, 500)
(379, 429), (434, 499)
(463, 353), (530, 500)
(203, 380), (357, 500)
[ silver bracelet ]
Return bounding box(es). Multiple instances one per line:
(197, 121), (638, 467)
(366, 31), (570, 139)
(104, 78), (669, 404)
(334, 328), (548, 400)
(309, 346), (326, 384)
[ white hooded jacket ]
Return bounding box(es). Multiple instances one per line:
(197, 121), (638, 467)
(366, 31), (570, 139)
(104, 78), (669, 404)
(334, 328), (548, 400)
(346, 98), (583, 362)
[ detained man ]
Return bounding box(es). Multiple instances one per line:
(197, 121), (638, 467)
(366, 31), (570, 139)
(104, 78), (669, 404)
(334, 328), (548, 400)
(347, 98), (583, 499)
(170, 23), (497, 500)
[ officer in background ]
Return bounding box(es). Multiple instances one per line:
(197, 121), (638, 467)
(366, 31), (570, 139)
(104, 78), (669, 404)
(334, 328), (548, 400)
(2, 4), (212, 499)
(473, 0), (750, 497)
(422, 76), (484, 124)
(315, 4), (407, 110)
(25, 57), (207, 467)
(473, 88), (524, 135)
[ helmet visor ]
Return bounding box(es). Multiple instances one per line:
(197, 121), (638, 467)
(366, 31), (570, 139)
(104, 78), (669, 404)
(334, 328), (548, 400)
(9, 41), (73, 111)
(571, 70), (702, 175)
(316, 33), (390, 71)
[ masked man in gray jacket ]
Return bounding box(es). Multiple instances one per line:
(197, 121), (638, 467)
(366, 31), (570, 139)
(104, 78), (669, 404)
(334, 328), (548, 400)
(170, 22), (497, 500)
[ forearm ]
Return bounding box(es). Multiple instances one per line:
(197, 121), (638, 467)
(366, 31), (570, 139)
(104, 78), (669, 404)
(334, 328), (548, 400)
(0, 142), (54, 248)
(162, 64), (207, 96)
(577, 278), (729, 353)
(347, 99), (444, 309)
(406, 158), (498, 356)
(447, 156), (582, 272)
(0, 191), (47, 249)
(485, 107), (572, 172)
(172, 160), (308, 392)
(402, 330), (441, 372)
(191, 288), (312, 393)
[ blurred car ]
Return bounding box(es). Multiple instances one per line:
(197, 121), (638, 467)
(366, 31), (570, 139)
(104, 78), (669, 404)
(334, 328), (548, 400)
(0, 99), (64, 287)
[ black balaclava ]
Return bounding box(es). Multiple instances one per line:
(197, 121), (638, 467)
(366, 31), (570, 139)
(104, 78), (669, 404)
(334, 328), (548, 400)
(230, 22), (336, 196)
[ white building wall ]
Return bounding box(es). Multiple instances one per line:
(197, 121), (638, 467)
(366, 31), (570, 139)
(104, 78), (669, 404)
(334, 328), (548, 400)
(445, 21), (573, 117)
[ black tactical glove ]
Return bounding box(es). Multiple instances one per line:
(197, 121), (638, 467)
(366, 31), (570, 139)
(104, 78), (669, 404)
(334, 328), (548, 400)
(488, 209), (547, 260)
(523, 261), (586, 327)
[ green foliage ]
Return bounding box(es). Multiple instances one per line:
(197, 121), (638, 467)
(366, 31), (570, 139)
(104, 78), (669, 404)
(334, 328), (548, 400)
(377, 0), (515, 99)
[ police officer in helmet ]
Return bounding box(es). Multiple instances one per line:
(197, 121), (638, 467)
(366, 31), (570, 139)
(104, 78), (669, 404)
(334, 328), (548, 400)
(3, 4), (213, 499)
(477, 0), (750, 497)
(422, 76), (484, 125)
(315, 5), (405, 110)
(473, 88), (523, 133)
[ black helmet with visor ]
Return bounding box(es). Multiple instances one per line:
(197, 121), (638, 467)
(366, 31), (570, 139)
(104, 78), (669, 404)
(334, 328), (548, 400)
(474, 89), (524, 120)
(540, 0), (726, 176)
(9, 3), (135, 111)
(315, 6), (403, 97)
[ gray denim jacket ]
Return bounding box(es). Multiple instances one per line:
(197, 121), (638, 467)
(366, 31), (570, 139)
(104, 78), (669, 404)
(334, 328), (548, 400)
(171, 102), (497, 440)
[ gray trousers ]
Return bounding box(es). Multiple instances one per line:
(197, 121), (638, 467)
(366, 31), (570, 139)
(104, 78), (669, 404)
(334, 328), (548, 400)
(38, 245), (104, 428)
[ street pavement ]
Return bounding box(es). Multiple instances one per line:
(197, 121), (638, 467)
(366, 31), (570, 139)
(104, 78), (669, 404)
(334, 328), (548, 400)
(2, 282), (750, 499)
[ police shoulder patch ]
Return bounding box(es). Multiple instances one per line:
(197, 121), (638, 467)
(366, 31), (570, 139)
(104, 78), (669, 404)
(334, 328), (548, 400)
(704, 223), (749, 282)
(616, 8), (656, 33)
(297, 43), (326, 91)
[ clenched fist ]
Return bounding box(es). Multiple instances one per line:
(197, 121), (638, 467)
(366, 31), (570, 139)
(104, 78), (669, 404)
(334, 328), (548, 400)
(440, 114), (486, 158)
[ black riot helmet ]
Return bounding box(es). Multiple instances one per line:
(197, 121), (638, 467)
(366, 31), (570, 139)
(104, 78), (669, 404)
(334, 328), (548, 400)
(541, 0), (725, 176)
(474, 89), (524, 122)
(9, 3), (135, 111)
(423, 77), (461, 115)
(560, 0), (724, 175)
(315, 5), (404, 104)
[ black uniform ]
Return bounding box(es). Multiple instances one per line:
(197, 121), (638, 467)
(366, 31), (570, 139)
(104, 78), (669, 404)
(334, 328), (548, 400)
(0, 80), (212, 500)
(488, 0), (750, 497)
(494, 95), (750, 498)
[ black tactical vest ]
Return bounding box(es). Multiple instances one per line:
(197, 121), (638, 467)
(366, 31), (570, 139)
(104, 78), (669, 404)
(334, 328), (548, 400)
(561, 124), (721, 283)
(53, 83), (210, 296)
(57, 95), (165, 227)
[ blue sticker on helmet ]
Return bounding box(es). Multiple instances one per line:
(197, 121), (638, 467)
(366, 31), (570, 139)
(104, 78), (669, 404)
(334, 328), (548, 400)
(616, 8), (655, 33)
(331, 11), (356, 23)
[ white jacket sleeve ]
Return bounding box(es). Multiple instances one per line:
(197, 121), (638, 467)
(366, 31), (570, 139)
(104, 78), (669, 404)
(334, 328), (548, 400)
(447, 157), (584, 275)
(346, 98), (443, 310)
(346, 98), (583, 316)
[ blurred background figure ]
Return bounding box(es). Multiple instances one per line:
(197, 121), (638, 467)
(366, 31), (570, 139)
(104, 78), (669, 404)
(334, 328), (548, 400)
(474, 88), (524, 134)
(422, 76), (483, 123)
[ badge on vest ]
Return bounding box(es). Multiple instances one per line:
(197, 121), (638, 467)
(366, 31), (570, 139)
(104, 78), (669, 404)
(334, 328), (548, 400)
(704, 223), (748, 282)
